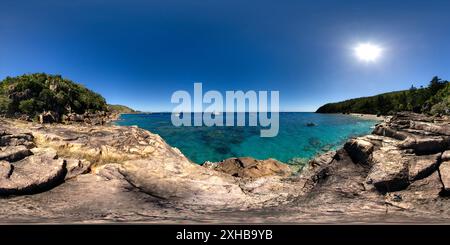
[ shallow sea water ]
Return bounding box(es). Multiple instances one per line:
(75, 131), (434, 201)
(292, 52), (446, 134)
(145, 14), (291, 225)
(116, 112), (377, 164)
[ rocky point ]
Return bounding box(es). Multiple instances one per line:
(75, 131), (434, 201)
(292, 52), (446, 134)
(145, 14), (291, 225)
(0, 112), (449, 223)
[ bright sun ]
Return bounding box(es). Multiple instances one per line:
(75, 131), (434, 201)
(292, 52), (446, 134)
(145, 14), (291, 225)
(354, 43), (382, 62)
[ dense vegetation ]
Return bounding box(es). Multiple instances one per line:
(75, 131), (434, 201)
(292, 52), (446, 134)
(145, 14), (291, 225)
(316, 76), (449, 115)
(107, 104), (137, 114)
(0, 73), (108, 119)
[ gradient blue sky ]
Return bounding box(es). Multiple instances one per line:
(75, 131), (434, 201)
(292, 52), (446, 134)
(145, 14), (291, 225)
(1, 0), (450, 112)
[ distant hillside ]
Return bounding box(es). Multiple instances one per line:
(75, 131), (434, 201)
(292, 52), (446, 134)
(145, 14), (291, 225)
(0, 73), (108, 120)
(316, 76), (449, 115)
(107, 104), (137, 114)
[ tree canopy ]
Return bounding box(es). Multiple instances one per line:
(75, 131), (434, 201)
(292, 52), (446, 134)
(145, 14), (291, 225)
(0, 73), (108, 119)
(316, 76), (449, 115)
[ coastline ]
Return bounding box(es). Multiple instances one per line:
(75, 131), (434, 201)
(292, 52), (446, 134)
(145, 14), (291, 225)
(113, 112), (380, 165)
(349, 113), (386, 121)
(1, 112), (450, 223)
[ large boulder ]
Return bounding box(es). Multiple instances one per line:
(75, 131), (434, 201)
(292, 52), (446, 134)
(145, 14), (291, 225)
(0, 151), (67, 195)
(64, 158), (92, 180)
(409, 121), (450, 136)
(399, 136), (450, 154)
(204, 157), (292, 178)
(39, 111), (58, 124)
(309, 151), (337, 167)
(372, 125), (408, 140)
(344, 138), (374, 164)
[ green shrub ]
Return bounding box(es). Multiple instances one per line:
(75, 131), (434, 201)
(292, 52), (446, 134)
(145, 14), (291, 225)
(316, 77), (449, 115)
(0, 73), (108, 119)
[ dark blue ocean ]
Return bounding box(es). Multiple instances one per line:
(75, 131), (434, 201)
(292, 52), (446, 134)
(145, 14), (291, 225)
(115, 112), (377, 164)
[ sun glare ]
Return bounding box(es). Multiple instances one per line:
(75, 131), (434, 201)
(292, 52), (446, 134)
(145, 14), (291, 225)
(354, 43), (382, 62)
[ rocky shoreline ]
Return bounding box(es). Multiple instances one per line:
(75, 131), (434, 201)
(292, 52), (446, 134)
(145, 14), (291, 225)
(0, 112), (449, 223)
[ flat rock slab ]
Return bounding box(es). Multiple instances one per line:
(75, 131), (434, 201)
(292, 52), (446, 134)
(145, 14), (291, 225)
(0, 133), (35, 148)
(0, 151), (66, 195)
(410, 121), (450, 136)
(120, 158), (247, 205)
(366, 147), (409, 192)
(0, 145), (32, 162)
(407, 153), (441, 181)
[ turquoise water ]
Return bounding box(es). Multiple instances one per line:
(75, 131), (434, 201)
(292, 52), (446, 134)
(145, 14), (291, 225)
(116, 112), (377, 164)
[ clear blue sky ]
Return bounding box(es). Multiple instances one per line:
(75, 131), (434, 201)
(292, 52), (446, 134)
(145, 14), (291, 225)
(1, 0), (450, 112)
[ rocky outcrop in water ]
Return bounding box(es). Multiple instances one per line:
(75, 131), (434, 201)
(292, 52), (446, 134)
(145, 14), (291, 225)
(0, 112), (450, 223)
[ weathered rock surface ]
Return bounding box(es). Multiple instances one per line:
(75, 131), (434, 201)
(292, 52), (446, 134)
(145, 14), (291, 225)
(440, 161), (450, 192)
(0, 161), (13, 179)
(120, 159), (246, 205)
(442, 150), (450, 161)
(0, 150), (66, 195)
(203, 157), (292, 178)
(344, 138), (374, 164)
(1, 112), (450, 223)
(366, 146), (410, 192)
(64, 159), (92, 180)
(38, 111), (58, 124)
(0, 145), (32, 162)
(407, 153), (441, 181)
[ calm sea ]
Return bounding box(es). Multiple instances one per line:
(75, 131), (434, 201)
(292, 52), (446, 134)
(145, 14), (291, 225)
(115, 112), (377, 164)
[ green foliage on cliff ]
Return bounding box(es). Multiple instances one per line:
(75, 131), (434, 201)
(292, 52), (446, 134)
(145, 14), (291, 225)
(0, 73), (108, 118)
(316, 76), (450, 115)
(107, 104), (137, 114)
